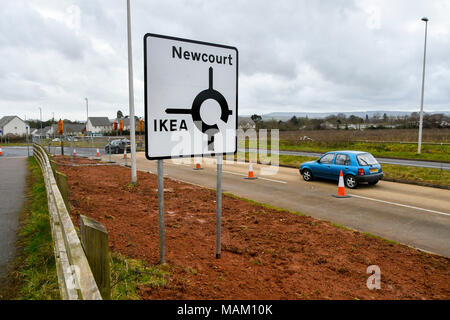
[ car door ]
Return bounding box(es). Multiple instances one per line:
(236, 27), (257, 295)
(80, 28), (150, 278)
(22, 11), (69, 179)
(314, 153), (335, 179)
(332, 153), (350, 180)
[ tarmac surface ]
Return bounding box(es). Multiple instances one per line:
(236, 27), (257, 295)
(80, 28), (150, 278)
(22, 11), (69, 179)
(0, 156), (27, 283)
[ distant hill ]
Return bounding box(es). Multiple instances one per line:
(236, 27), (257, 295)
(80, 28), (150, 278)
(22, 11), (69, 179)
(246, 111), (450, 120)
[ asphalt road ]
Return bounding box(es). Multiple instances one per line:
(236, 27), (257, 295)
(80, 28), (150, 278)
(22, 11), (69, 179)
(106, 153), (450, 257)
(0, 157), (27, 283)
(243, 148), (450, 170)
(3, 146), (449, 170)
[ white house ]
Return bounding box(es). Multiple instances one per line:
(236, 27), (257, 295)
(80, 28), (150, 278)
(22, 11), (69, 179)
(114, 118), (132, 131)
(32, 126), (52, 139)
(50, 123), (85, 136)
(0, 116), (28, 136)
(86, 117), (111, 133)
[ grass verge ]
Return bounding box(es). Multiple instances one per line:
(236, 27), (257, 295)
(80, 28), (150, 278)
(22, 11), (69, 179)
(110, 253), (169, 300)
(240, 139), (450, 162)
(1, 157), (60, 299)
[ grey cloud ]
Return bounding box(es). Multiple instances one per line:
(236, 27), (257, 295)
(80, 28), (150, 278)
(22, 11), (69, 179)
(0, 0), (449, 120)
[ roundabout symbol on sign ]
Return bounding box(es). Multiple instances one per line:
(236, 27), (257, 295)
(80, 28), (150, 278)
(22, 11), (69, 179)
(165, 67), (232, 151)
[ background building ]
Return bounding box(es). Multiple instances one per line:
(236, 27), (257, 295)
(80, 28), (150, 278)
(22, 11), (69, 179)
(0, 116), (28, 136)
(86, 117), (111, 133)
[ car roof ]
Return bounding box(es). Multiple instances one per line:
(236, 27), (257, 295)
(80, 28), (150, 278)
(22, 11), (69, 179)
(327, 150), (368, 155)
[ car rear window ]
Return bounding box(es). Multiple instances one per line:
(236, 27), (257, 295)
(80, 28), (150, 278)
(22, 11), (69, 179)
(335, 154), (350, 165)
(357, 153), (378, 166)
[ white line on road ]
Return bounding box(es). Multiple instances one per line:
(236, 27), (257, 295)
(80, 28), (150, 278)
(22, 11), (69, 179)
(0, 156), (27, 159)
(351, 194), (450, 217)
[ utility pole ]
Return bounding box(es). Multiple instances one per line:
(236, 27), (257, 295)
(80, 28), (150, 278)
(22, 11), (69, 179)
(38, 106), (42, 144)
(85, 97), (89, 132)
(418, 17), (429, 154)
(127, 0), (137, 184)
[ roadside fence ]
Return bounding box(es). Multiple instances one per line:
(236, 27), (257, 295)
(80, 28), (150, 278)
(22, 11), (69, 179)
(33, 143), (108, 300)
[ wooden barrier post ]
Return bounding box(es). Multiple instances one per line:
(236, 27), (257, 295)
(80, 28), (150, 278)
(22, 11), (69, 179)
(50, 159), (58, 176)
(80, 215), (111, 300)
(54, 171), (70, 212)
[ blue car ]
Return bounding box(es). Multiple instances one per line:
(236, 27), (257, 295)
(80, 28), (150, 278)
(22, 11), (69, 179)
(299, 151), (384, 188)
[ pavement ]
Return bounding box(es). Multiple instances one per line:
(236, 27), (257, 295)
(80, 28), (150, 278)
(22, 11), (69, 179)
(105, 153), (450, 257)
(0, 156), (27, 283)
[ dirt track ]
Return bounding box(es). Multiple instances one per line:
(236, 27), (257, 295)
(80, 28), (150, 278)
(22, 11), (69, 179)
(56, 156), (450, 300)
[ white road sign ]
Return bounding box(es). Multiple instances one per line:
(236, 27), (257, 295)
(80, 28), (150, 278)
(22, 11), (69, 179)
(144, 33), (238, 160)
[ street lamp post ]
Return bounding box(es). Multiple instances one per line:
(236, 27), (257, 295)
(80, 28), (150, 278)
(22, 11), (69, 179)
(418, 17), (429, 155)
(38, 106), (42, 144)
(85, 97), (89, 130)
(127, 0), (137, 184)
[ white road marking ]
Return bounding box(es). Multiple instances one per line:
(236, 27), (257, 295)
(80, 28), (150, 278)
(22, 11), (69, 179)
(351, 194), (450, 217)
(0, 156), (27, 159)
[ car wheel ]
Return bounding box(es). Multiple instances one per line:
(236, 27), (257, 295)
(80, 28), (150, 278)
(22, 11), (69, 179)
(344, 175), (358, 189)
(302, 169), (313, 181)
(368, 180), (379, 185)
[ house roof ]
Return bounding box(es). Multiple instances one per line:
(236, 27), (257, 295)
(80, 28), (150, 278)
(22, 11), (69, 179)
(34, 126), (52, 135)
(88, 117), (111, 127)
(51, 123), (85, 133)
(115, 118), (132, 126)
(0, 115), (23, 128)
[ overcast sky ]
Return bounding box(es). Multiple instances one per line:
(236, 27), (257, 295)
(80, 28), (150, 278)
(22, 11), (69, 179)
(1, 0), (449, 121)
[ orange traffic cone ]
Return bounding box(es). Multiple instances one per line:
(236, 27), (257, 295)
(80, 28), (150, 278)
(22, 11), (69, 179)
(245, 160), (257, 180)
(73, 148), (77, 156)
(0, 145), (2, 156)
(123, 148), (127, 159)
(96, 148), (100, 157)
(193, 161), (203, 170)
(332, 170), (350, 198)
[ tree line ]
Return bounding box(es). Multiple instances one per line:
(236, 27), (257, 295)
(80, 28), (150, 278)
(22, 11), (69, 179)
(248, 112), (449, 131)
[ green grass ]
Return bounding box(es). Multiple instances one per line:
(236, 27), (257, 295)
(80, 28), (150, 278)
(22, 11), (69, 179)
(0, 142), (29, 146)
(110, 253), (169, 300)
(12, 157), (60, 299)
(279, 140), (450, 162)
(240, 139), (450, 162)
(381, 164), (449, 187)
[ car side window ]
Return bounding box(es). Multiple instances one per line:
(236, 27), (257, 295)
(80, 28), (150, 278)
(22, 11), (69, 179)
(335, 154), (350, 165)
(319, 153), (335, 164)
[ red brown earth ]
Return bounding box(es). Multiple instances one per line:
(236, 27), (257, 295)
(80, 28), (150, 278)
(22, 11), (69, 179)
(55, 156), (450, 300)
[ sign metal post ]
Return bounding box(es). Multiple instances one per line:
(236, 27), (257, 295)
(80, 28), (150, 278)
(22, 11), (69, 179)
(216, 154), (222, 258)
(26, 126), (30, 157)
(108, 137), (112, 163)
(157, 159), (165, 263)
